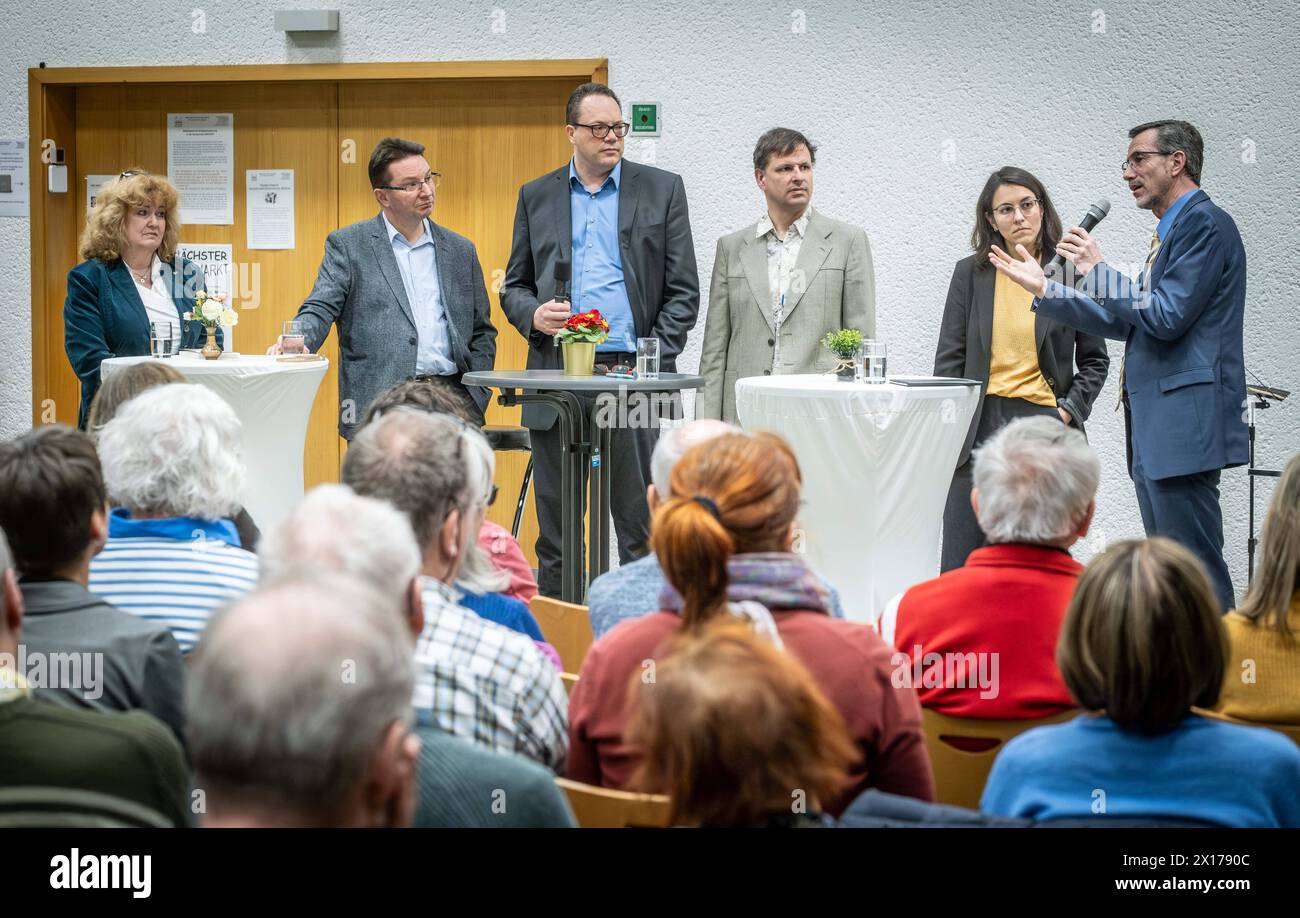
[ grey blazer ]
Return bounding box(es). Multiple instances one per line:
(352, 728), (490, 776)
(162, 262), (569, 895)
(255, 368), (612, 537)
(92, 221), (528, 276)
(697, 211), (876, 423)
(500, 160), (700, 430)
(18, 578), (186, 746)
(296, 213), (497, 439)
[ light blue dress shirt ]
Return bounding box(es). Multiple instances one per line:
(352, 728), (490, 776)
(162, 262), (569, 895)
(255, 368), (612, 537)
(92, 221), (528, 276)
(569, 160), (635, 353)
(383, 213), (455, 376)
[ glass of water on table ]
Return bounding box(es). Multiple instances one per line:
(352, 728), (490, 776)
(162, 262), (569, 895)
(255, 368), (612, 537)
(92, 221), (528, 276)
(859, 340), (887, 384)
(636, 337), (660, 379)
(280, 319), (307, 356)
(149, 321), (177, 358)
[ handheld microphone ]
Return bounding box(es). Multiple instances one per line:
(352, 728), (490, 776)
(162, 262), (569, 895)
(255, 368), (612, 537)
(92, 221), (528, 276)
(1048, 198), (1111, 270)
(553, 260), (571, 303)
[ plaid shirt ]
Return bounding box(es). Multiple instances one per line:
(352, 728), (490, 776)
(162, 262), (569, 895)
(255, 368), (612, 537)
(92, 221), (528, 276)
(414, 577), (568, 771)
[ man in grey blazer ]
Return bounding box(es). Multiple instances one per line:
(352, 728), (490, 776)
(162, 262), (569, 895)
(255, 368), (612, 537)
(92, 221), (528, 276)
(698, 128), (875, 424)
(281, 137), (496, 439)
(501, 83), (700, 598)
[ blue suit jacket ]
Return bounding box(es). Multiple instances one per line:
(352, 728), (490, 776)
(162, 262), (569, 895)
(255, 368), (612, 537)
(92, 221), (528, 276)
(1033, 190), (1247, 480)
(64, 257), (211, 429)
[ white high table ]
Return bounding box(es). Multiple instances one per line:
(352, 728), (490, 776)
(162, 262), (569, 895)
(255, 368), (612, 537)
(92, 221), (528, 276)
(100, 353), (329, 534)
(735, 374), (979, 624)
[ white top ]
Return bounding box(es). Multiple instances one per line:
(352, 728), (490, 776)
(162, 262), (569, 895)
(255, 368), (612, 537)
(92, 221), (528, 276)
(130, 255), (181, 334)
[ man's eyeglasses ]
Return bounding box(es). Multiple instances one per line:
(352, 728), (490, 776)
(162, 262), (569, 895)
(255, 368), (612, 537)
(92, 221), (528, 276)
(570, 121), (630, 139)
(991, 199), (1041, 219)
(380, 172), (441, 193)
(1121, 150), (1170, 173)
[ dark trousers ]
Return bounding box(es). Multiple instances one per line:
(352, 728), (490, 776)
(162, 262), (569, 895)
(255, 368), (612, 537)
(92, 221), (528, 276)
(1131, 450), (1235, 613)
(531, 379), (660, 599)
(942, 395), (1060, 572)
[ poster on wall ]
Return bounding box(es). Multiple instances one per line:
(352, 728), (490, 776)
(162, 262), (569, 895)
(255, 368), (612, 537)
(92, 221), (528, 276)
(86, 174), (116, 216)
(175, 242), (235, 351)
(0, 140), (30, 218)
(246, 169), (295, 250)
(167, 113), (234, 225)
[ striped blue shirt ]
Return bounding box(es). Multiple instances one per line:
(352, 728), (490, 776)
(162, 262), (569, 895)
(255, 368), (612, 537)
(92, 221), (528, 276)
(89, 510), (259, 654)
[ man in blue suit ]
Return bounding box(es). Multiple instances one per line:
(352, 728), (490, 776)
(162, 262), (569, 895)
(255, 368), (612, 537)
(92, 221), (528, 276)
(988, 120), (1246, 611)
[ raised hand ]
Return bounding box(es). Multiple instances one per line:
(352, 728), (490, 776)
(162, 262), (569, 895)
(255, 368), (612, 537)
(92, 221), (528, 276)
(989, 243), (1049, 298)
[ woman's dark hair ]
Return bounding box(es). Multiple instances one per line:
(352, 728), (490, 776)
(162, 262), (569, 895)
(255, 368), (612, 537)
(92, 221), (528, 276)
(971, 166), (1062, 267)
(1057, 537), (1228, 734)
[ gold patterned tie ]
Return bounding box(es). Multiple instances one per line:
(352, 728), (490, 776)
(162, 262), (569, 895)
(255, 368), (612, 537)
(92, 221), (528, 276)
(1116, 230), (1163, 410)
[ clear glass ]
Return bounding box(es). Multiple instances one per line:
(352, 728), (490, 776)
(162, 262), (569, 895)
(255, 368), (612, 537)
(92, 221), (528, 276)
(280, 319), (307, 356)
(149, 321), (176, 358)
(852, 343), (868, 382)
(636, 337), (660, 379)
(863, 340), (888, 384)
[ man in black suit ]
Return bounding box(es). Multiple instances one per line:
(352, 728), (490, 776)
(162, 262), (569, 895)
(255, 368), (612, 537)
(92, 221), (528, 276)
(502, 83), (700, 598)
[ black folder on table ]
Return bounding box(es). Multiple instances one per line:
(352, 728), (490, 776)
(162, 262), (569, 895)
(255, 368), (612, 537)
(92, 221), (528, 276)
(887, 376), (981, 387)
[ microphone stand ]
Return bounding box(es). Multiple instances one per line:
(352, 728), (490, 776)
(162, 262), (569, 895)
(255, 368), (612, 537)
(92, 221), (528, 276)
(1245, 368), (1289, 579)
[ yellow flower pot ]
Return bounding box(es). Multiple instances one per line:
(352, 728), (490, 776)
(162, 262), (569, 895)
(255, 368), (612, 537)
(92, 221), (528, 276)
(562, 341), (596, 377)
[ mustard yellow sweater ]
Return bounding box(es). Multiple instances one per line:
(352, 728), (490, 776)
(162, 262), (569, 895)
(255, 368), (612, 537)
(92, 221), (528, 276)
(1215, 598), (1300, 724)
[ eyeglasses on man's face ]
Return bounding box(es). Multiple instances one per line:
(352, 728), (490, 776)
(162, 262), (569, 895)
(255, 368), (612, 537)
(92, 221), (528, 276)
(380, 171), (441, 193)
(1121, 150), (1170, 173)
(571, 121), (630, 139)
(991, 198), (1041, 219)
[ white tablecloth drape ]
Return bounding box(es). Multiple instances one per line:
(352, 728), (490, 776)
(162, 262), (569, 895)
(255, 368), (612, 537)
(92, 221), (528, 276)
(101, 354), (328, 535)
(735, 375), (979, 623)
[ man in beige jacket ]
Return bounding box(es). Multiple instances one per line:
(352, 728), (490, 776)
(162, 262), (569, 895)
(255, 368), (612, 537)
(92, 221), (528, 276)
(697, 128), (875, 423)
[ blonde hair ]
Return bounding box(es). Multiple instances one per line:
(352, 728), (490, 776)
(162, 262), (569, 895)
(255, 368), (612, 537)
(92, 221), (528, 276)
(1237, 454), (1300, 636)
(79, 170), (182, 263)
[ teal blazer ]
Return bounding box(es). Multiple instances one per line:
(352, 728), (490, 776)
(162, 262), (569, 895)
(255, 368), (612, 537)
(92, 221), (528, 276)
(63, 257), (216, 428)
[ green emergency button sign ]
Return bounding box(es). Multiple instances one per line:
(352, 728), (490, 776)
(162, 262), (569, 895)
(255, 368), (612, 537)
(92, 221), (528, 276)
(631, 103), (660, 136)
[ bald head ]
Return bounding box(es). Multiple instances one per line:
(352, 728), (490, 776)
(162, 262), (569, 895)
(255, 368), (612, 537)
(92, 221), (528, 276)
(650, 420), (737, 502)
(187, 574), (417, 827)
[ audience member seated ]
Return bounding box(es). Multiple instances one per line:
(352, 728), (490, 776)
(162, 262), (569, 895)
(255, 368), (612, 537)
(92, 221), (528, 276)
(87, 360), (260, 551)
(0, 425), (184, 740)
(0, 530), (189, 827)
(188, 573), (419, 827)
(89, 384), (258, 653)
(586, 420), (846, 639)
(342, 408), (568, 769)
(256, 484), (574, 825)
(1215, 453), (1300, 725)
(982, 537), (1300, 827)
(365, 378), (540, 603)
(568, 430), (934, 814)
(885, 416), (1094, 718)
(626, 621), (857, 827)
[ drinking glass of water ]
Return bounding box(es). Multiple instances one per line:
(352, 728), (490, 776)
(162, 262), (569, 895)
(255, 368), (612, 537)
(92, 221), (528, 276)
(150, 321), (176, 358)
(862, 340), (888, 384)
(636, 337), (660, 380)
(280, 319), (307, 356)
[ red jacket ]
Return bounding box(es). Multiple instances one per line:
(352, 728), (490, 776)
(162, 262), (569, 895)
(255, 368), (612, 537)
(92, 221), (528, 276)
(567, 610), (935, 816)
(893, 543), (1079, 719)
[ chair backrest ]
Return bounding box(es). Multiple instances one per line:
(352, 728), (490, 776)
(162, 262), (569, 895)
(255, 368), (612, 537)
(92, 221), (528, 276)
(530, 596), (594, 672)
(1192, 707), (1300, 747)
(0, 786), (172, 828)
(555, 777), (671, 828)
(921, 707), (1079, 810)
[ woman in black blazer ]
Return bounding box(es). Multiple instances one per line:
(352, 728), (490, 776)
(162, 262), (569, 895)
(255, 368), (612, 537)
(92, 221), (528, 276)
(65, 170), (210, 429)
(934, 167), (1109, 571)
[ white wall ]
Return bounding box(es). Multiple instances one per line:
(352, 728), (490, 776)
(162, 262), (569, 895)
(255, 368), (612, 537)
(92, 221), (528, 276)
(2, 1), (1297, 596)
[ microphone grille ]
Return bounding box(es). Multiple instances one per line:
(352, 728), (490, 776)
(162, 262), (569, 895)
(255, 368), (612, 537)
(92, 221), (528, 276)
(1093, 198), (1111, 217)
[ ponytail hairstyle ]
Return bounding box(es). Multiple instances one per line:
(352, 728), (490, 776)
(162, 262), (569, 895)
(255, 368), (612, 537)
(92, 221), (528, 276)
(650, 431), (802, 629)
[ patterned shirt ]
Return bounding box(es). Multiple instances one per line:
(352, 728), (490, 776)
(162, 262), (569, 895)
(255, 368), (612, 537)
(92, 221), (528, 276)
(756, 207), (811, 371)
(89, 510), (258, 654)
(414, 576), (568, 771)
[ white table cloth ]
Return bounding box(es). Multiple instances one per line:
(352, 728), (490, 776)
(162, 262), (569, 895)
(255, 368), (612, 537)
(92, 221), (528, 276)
(735, 374), (979, 624)
(101, 353), (329, 535)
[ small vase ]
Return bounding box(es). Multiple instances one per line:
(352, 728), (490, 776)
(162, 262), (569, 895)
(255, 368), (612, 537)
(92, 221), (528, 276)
(834, 359), (855, 381)
(562, 340), (595, 377)
(201, 326), (221, 360)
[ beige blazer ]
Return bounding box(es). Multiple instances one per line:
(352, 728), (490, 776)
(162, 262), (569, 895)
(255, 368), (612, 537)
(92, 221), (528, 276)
(697, 210), (875, 422)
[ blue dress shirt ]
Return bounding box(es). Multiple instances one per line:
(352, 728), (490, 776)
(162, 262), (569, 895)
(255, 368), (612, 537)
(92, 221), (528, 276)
(569, 160), (635, 353)
(383, 213), (456, 376)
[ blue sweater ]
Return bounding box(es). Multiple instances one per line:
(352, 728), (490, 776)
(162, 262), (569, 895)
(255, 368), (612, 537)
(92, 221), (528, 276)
(981, 713), (1300, 827)
(457, 588), (544, 642)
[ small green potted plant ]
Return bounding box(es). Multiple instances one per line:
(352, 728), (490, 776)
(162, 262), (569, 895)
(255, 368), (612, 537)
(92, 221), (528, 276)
(821, 329), (864, 381)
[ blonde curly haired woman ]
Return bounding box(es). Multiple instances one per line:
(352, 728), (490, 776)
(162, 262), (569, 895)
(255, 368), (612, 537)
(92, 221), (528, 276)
(64, 170), (212, 429)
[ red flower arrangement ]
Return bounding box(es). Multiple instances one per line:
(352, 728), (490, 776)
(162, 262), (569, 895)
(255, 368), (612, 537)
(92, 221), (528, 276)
(556, 309), (610, 345)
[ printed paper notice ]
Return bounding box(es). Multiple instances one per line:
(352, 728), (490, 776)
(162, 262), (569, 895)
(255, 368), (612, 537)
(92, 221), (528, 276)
(246, 170), (295, 249)
(0, 140), (30, 218)
(175, 243), (235, 351)
(167, 113), (233, 225)
(86, 174), (116, 216)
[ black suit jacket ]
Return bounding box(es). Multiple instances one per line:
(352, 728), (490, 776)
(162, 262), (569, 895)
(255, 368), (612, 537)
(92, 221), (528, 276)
(934, 254), (1110, 467)
(500, 160), (700, 429)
